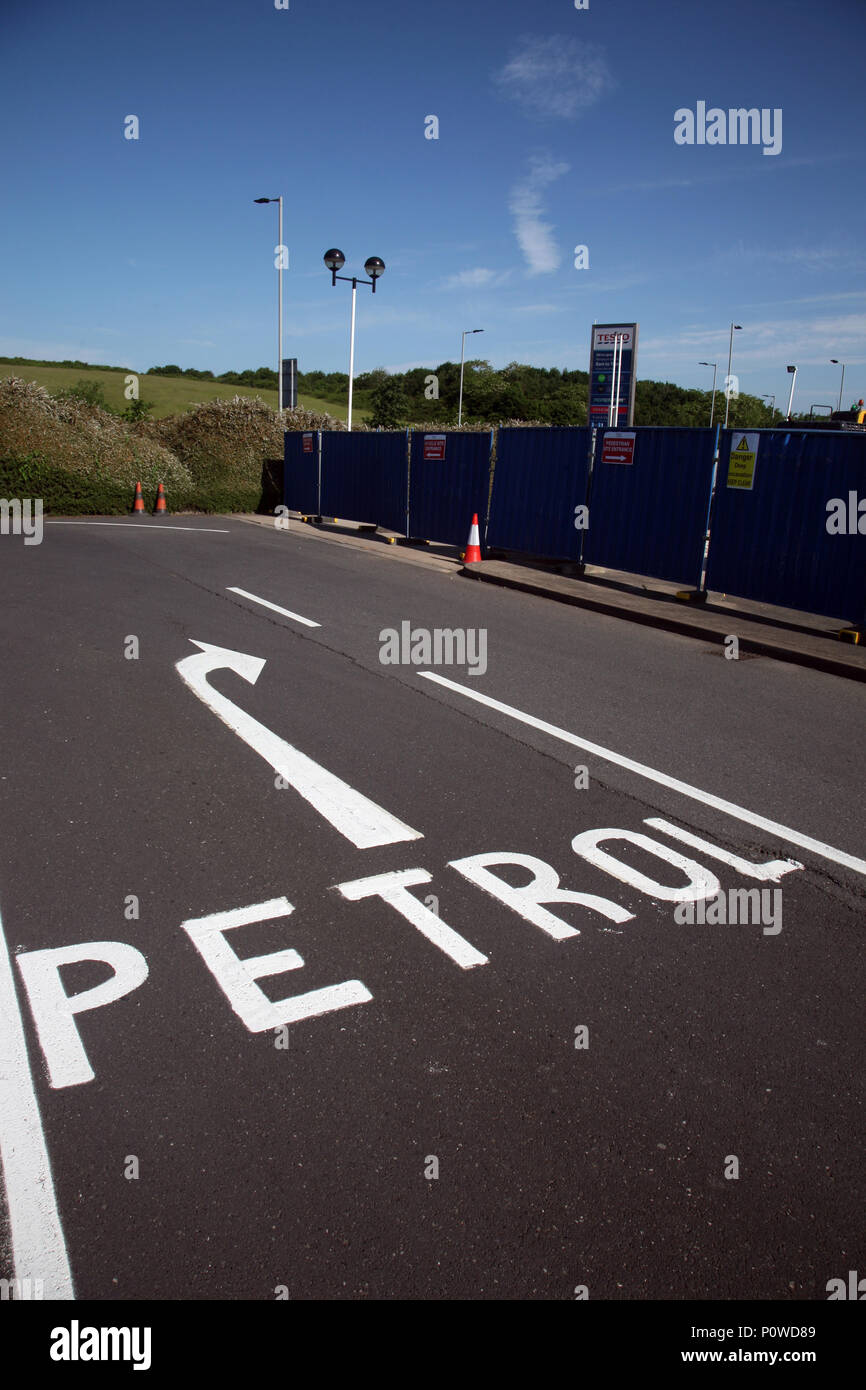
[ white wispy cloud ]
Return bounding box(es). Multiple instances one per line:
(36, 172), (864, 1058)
(512, 303), (562, 314)
(282, 305), (425, 334)
(563, 271), (651, 294)
(716, 240), (866, 273)
(440, 267), (511, 290)
(493, 35), (615, 120)
(0, 338), (119, 363)
(641, 312), (866, 365)
(600, 154), (843, 197)
(383, 361), (439, 374)
(740, 290), (866, 310)
(508, 154), (570, 275)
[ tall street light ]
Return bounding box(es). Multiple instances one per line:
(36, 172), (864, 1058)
(785, 365), (798, 420)
(830, 359), (846, 413)
(698, 361), (717, 426)
(723, 324), (742, 429)
(254, 197), (284, 412)
(458, 329), (484, 426)
(323, 249), (385, 430)
(761, 393), (776, 420)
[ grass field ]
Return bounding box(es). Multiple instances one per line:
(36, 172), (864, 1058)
(0, 361), (371, 423)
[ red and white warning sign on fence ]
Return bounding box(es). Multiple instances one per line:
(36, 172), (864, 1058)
(423, 434), (447, 460)
(302, 433), (314, 454)
(601, 432), (636, 465)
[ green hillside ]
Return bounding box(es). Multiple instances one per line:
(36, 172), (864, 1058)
(0, 360), (369, 423)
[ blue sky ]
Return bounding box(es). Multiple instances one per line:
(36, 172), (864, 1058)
(2, 0), (864, 408)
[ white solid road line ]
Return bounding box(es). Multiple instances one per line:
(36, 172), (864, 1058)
(226, 586), (321, 628)
(419, 672), (866, 879)
(0, 903), (74, 1299)
(46, 521), (231, 532)
(177, 640), (422, 849)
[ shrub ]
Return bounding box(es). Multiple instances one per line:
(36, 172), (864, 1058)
(0, 377), (192, 507)
(55, 377), (110, 410)
(137, 395), (344, 510)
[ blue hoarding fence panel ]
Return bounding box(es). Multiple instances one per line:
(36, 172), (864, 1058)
(706, 429), (866, 623)
(583, 427), (716, 587)
(283, 430), (320, 514)
(486, 427), (590, 560)
(408, 432), (494, 546)
(319, 431), (409, 533)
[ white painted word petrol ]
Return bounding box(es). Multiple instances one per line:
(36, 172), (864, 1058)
(14, 818), (801, 1089)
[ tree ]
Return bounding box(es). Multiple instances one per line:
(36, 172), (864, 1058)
(123, 396), (155, 422)
(355, 367), (389, 392)
(545, 390), (585, 425)
(56, 378), (109, 409)
(369, 376), (408, 429)
(490, 386), (531, 422)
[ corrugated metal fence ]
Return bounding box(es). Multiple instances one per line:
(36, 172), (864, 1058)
(707, 429), (866, 622)
(585, 427), (716, 587)
(283, 431), (320, 515)
(408, 431), (493, 546)
(284, 426), (865, 623)
(320, 430), (408, 534)
(487, 427), (589, 561)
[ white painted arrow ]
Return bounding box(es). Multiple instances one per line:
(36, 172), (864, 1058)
(176, 640), (422, 849)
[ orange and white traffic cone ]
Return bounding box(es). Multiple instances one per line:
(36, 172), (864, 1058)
(132, 481), (146, 515)
(464, 512), (482, 563)
(154, 482), (167, 514)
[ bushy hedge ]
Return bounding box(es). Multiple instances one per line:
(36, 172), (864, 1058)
(0, 456), (179, 515)
(0, 378), (191, 509)
(136, 396), (344, 510)
(0, 380), (343, 514)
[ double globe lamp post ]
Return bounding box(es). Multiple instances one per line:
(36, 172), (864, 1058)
(323, 250), (385, 430)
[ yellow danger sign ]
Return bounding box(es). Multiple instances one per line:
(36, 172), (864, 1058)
(726, 432), (759, 490)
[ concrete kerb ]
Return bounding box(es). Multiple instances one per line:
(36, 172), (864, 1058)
(461, 560), (866, 683)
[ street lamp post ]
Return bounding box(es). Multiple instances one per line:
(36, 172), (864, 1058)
(323, 250), (385, 430)
(254, 197), (284, 413)
(785, 365), (798, 421)
(761, 394), (776, 421)
(830, 359), (846, 413)
(458, 329), (484, 426)
(723, 323), (742, 429)
(699, 361), (718, 426)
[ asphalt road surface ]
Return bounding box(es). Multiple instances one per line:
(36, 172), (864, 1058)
(1, 515), (864, 1301)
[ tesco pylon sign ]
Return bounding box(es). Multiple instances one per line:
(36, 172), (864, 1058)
(588, 322), (639, 427)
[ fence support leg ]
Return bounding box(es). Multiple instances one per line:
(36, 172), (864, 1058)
(572, 426), (596, 578)
(676, 424), (719, 604)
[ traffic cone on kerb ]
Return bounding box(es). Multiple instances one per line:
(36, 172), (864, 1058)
(153, 482), (167, 514)
(464, 513), (482, 563)
(132, 481), (146, 514)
